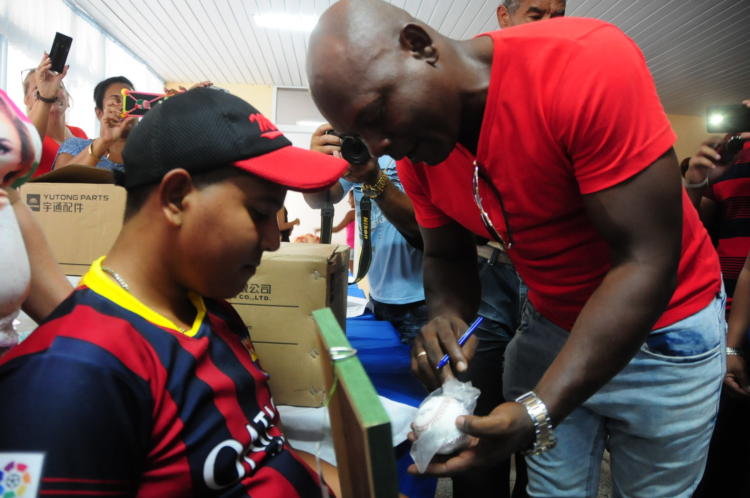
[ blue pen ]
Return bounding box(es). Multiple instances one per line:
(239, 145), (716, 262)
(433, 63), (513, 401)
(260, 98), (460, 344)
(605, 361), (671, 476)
(435, 316), (484, 370)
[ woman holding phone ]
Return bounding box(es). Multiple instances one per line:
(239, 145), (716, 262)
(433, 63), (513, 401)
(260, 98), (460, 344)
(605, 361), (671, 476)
(23, 53), (87, 178)
(53, 76), (137, 172)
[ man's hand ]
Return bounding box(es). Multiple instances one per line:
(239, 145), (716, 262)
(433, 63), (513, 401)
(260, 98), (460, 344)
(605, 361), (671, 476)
(412, 314), (476, 391)
(684, 139), (731, 185)
(310, 123), (342, 155)
(725, 355), (750, 396)
(407, 401), (534, 476)
(344, 157), (381, 185)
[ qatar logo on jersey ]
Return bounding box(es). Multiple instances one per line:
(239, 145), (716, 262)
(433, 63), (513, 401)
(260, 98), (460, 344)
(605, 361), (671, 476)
(0, 453), (44, 497)
(203, 404), (285, 490)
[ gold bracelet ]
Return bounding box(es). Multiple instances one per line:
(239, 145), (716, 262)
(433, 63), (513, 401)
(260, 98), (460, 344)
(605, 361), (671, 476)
(88, 141), (100, 159)
(362, 170), (388, 199)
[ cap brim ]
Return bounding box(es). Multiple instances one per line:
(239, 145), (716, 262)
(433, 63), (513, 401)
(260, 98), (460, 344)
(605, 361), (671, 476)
(232, 145), (347, 192)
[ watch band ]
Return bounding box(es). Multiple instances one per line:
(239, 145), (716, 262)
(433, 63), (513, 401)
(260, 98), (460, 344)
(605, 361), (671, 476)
(515, 391), (556, 456)
(361, 170), (388, 199)
(35, 90), (58, 104)
(681, 176), (709, 189)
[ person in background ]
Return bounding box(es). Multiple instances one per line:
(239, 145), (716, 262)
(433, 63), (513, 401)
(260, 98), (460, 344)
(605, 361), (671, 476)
(277, 206), (300, 242)
(682, 99), (750, 498)
(0, 88), (347, 496)
(304, 123), (427, 344)
(22, 53), (87, 178)
(0, 89), (71, 355)
(53, 76), (137, 172)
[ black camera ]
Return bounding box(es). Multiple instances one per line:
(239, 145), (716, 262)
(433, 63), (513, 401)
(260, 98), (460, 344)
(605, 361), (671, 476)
(324, 130), (372, 165)
(717, 135), (748, 165)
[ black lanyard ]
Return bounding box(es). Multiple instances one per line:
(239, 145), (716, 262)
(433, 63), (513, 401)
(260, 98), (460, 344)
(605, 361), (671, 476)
(349, 196), (372, 284)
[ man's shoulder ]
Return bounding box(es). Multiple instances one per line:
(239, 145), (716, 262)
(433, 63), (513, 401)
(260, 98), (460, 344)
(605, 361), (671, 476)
(492, 17), (618, 43)
(58, 136), (91, 153)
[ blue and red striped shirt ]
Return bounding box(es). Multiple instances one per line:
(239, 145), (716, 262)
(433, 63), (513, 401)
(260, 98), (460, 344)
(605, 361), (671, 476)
(0, 258), (329, 497)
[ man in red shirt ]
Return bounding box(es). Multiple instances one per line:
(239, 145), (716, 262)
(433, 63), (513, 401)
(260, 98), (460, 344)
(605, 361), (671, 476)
(307, 1), (724, 496)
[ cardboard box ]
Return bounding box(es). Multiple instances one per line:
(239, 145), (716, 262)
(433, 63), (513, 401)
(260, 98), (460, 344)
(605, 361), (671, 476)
(21, 179), (125, 276)
(228, 242), (349, 407)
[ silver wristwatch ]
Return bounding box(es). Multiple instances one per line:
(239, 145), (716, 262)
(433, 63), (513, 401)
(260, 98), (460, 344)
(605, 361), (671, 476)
(515, 391), (556, 455)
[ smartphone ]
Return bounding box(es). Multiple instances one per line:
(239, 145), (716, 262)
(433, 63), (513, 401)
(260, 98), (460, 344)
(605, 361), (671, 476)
(121, 89), (168, 118)
(706, 105), (750, 134)
(48, 32), (73, 73)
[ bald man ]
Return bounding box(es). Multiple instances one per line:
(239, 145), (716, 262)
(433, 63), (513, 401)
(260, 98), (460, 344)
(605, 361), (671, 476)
(307, 1), (725, 497)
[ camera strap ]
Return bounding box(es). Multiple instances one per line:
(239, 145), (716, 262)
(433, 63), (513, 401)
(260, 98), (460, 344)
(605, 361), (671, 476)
(319, 189), (334, 244)
(350, 196), (373, 284)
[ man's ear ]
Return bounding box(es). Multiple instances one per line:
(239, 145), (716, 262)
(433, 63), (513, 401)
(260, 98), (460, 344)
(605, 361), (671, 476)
(497, 5), (512, 28)
(399, 24), (439, 66)
(158, 169), (193, 227)
(95, 107), (103, 120)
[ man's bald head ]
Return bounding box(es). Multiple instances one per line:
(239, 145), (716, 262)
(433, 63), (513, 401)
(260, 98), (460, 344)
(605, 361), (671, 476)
(306, 0), (482, 165)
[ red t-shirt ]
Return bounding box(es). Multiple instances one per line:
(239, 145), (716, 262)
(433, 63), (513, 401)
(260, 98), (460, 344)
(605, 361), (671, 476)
(33, 125), (88, 178)
(398, 18), (720, 331)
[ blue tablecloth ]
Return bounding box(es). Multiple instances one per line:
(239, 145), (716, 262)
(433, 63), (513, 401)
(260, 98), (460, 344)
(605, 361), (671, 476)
(346, 283), (435, 498)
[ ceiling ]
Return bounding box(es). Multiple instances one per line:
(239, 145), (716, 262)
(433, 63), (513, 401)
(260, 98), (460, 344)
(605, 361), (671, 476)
(66, 0), (750, 116)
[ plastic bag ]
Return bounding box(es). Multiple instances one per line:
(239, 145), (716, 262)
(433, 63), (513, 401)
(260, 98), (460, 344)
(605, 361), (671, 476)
(410, 378), (481, 473)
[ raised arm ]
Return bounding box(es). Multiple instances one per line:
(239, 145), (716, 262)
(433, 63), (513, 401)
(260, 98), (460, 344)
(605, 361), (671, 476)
(5, 187), (72, 321)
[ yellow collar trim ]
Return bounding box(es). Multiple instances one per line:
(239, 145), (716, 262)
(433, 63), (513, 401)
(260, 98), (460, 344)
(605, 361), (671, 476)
(82, 256), (206, 338)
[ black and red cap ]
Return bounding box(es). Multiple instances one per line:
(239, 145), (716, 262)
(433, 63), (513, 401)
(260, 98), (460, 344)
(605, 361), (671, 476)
(120, 87), (346, 190)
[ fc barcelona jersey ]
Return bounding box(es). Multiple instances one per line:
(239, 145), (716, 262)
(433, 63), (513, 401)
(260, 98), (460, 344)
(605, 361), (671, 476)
(0, 258), (328, 497)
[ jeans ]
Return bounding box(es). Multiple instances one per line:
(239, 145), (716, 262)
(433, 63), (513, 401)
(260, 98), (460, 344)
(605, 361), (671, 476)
(370, 299), (429, 344)
(504, 292), (726, 498)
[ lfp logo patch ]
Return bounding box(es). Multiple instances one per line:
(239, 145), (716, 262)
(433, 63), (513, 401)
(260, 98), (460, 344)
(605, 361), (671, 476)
(0, 454), (44, 497)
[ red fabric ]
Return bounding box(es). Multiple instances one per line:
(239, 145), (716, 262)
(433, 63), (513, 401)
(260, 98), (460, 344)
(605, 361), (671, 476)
(398, 18), (720, 330)
(34, 125), (87, 178)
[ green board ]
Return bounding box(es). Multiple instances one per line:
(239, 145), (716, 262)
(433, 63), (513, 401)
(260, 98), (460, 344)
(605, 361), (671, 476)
(313, 308), (399, 498)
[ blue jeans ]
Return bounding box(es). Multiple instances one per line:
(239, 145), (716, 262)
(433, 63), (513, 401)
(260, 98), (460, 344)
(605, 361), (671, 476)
(370, 299), (428, 344)
(504, 292), (726, 498)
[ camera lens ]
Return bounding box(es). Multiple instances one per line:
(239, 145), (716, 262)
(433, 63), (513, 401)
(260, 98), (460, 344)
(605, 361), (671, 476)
(341, 136), (371, 165)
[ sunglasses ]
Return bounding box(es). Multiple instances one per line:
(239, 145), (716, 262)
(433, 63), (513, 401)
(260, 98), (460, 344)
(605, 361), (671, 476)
(472, 160), (513, 250)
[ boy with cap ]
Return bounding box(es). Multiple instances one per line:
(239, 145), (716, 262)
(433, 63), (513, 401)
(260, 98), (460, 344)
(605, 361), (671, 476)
(0, 88), (347, 497)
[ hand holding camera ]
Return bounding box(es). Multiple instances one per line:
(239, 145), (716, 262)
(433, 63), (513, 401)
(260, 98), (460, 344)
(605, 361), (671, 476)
(684, 101), (750, 187)
(311, 123), (380, 184)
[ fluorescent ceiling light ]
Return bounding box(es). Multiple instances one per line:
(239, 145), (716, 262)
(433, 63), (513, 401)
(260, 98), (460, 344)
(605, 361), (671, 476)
(254, 13), (319, 32)
(296, 120), (326, 127)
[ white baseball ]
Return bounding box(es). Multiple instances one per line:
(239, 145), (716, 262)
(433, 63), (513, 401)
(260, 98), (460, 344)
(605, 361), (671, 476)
(413, 395), (470, 454)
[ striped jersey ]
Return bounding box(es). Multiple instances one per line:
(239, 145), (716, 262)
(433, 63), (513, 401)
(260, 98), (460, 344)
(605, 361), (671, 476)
(705, 144), (750, 308)
(0, 258), (329, 497)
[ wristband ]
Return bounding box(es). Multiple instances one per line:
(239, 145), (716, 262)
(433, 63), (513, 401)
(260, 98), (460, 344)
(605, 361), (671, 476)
(35, 90), (58, 104)
(515, 391), (556, 456)
(681, 176), (709, 189)
(727, 347), (744, 357)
